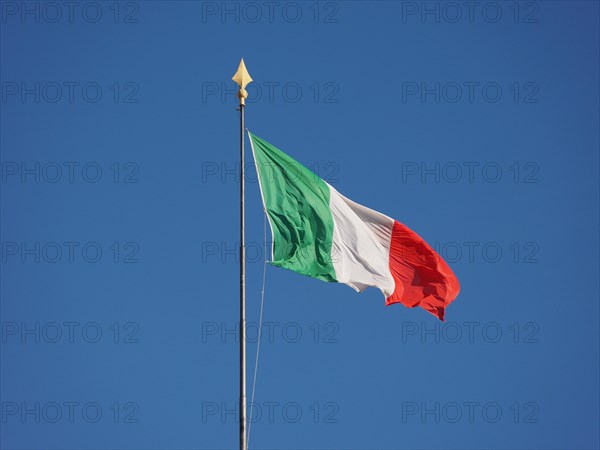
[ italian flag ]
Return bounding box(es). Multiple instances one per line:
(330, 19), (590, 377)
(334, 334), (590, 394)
(248, 132), (460, 320)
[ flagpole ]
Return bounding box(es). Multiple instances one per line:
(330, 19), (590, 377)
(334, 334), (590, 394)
(239, 97), (246, 450)
(232, 59), (252, 450)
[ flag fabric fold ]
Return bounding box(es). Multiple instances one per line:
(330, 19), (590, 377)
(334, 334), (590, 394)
(248, 131), (459, 320)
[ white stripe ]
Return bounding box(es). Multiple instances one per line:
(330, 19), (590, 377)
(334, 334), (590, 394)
(327, 184), (396, 298)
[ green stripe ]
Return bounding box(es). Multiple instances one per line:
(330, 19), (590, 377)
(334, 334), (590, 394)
(249, 132), (337, 283)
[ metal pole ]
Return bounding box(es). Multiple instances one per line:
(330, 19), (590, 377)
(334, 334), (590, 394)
(231, 58), (251, 450)
(239, 101), (247, 450)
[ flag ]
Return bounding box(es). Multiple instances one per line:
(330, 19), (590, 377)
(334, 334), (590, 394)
(248, 131), (460, 320)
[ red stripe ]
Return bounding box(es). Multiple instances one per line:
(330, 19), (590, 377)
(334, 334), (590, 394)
(386, 221), (460, 321)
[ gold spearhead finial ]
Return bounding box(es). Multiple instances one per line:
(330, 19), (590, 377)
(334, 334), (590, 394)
(232, 58), (253, 106)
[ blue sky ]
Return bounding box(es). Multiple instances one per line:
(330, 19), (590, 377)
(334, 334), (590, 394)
(1, 1), (598, 449)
